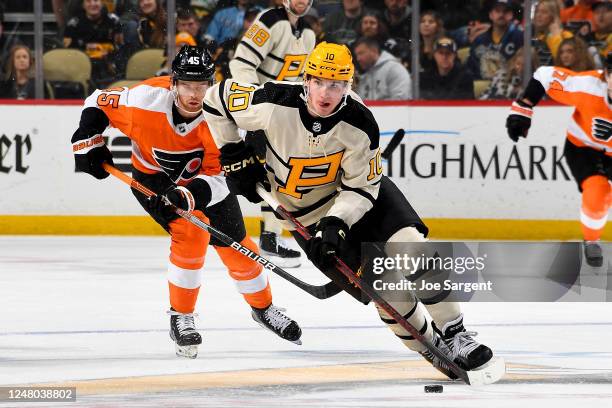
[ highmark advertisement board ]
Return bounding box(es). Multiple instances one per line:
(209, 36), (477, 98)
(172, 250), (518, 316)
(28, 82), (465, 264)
(0, 101), (585, 238)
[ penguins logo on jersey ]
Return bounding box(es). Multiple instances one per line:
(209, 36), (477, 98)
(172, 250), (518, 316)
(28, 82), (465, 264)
(152, 148), (204, 183)
(592, 117), (612, 142)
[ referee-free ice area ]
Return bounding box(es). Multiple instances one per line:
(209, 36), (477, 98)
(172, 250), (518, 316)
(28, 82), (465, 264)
(0, 236), (611, 407)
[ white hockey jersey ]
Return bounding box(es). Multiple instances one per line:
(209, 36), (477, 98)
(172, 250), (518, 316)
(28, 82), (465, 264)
(229, 7), (316, 85)
(202, 79), (383, 229)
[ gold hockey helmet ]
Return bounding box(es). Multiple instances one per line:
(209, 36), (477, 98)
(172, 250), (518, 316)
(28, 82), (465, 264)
(305, 42), (354, 82)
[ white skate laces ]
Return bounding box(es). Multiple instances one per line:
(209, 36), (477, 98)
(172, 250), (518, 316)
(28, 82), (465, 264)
(167, 310), (199, 336)
(450, 331), (480, 360)
(263, 305), (292, 333)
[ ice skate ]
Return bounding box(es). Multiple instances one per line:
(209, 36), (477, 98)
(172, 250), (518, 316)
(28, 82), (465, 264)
(584, 241), (603, 267)
(168, 309), (202, 359)
(419, 332), (460, 380)
(251, 304), (302, 345)
(439, 314), (493, 370)
(260, 223), (301, 268)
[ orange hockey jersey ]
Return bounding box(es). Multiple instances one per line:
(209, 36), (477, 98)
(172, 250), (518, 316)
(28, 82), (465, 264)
(534, 66), (612, 155)
(81, 76), (222, 184)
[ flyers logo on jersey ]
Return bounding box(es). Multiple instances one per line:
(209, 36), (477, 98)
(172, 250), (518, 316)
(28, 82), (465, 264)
(152, 148), (204, 183)
(592, 118), (612, 142)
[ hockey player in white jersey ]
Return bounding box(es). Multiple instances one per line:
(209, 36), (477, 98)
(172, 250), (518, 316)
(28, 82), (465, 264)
(202, 42), (501, 379)
(230, 0), (317, 268)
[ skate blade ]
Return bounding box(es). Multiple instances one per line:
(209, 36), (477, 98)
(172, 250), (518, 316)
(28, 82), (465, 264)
(175, 344), (198, 359)
(466, 356), (505, 386)
(260, 251), (301, 268)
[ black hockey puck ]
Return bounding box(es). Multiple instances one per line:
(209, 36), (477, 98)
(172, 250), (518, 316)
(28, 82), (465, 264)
(424, 385), (443, 393)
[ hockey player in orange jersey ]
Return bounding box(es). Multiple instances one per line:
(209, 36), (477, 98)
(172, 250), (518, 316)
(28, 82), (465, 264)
(71, 46), (302, 358)
(506, 52), (612, 267)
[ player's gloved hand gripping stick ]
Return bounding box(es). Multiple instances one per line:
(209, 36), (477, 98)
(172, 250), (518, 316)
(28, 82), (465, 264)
(102, 163), (340, 300)
(255, 183), (505, 386)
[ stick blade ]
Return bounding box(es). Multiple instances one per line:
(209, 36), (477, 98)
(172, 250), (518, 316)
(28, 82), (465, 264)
(381, 128), (405, 160)
(465, 357), (506, 386)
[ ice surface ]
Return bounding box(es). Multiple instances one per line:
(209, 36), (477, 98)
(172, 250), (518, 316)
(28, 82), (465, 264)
(0, 236), (610, 407)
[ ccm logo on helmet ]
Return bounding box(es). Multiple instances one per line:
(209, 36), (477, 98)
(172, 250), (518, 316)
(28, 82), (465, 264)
(320, 66), (337, 71)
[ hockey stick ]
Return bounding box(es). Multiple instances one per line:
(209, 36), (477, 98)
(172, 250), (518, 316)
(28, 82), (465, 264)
(102, 163), (339, 300)
(381, 128), (405, 160)
(255, 184), (504, 386)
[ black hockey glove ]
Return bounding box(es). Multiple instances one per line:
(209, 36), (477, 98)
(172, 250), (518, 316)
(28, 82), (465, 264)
(147, 178), (212, 223)
(72, 134), (114, 179)
(220, 141), (267, 203)
(307, 216), (350, 270)
(506, 100), (533, 142)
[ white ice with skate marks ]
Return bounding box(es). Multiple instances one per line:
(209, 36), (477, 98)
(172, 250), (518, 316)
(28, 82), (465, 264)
(0, 236), (611, 407)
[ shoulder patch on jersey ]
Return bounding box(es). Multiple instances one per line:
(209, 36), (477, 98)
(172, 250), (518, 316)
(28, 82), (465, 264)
(67, 17), (79, 27)
(342, 96), (380, 150)
(252, 82), (302, 108)
(140, 76), (172, 90)
(258, 7), (288, 28)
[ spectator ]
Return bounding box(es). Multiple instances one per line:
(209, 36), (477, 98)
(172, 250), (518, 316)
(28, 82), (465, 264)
(381, 0), (411, 42)
(554, 36), (596, 70)
(561, 0), (598, 34)
(303, 11), (327, 44)
(353, 36), (411, 100)
(466, 0), (523, 80)
(177, 7), (207, 46)
(532, 0), (573, 66)
(419, 9), (445, 72)
(205, 0), (252, 45)
(316, 0), (343, 17)
(422, 0), (483, 32)
(420, 37), (474, 100)
(211, 6), (259, 81)
(138, 0), (167, 48)
(480, 47), (538, 100)
(63, 0), (123, 88)
(155, 31), (198, 76)
(187, 0), (220, 28)
(356, 10), (388, 45)
(582, 1), (612, 67)
(114, 0), (140, 41)
(0, 45), (48, 99)
(323, 0), (368, 45)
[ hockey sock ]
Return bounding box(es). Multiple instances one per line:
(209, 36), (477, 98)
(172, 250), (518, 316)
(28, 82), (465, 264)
(580, 175), (611, 241)
(215, 237), (272, 309)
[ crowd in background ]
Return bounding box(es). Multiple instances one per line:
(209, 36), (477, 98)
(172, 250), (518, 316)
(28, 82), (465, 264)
(0, 0), (610, 100)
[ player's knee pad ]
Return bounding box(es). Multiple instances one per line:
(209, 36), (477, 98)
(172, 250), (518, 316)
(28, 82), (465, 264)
(168, 210), (210, 269)
(384, 227), (451, 304)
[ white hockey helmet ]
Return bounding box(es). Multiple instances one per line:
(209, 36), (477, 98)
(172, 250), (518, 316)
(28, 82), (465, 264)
(283, 0), (313, 18)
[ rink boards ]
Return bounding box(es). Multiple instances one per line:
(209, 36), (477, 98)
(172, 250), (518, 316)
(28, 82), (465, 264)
(0, 100), (602, 239)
